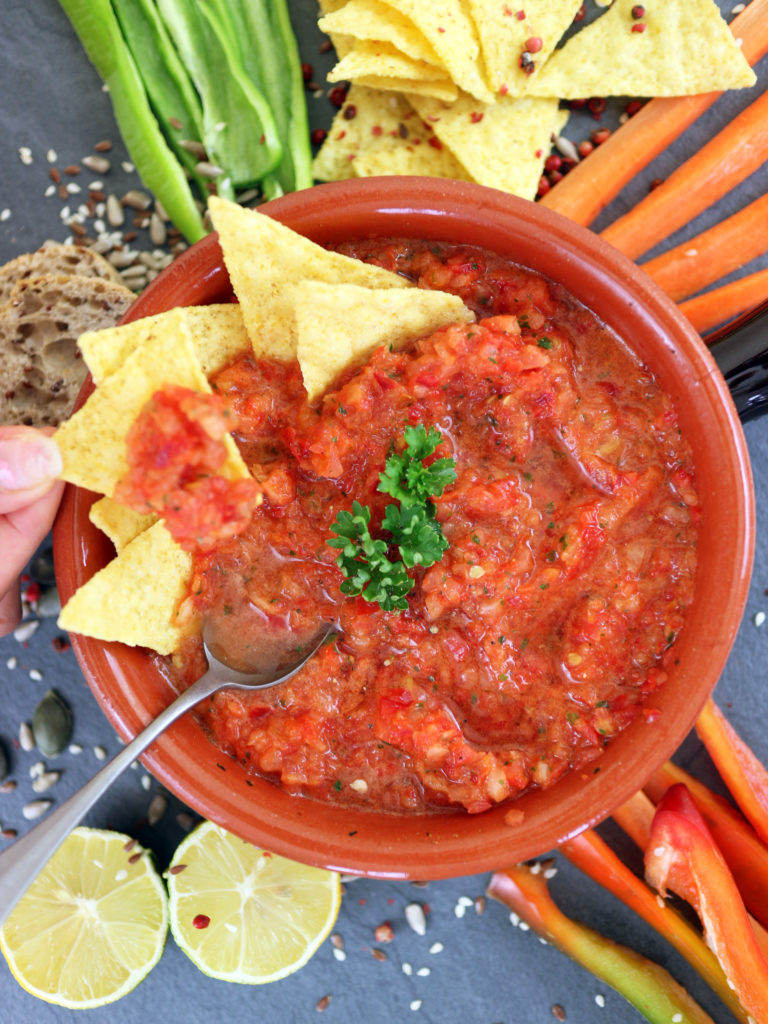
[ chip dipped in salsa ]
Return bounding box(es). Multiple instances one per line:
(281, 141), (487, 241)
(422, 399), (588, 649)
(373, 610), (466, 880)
(163, 237), (699, 816)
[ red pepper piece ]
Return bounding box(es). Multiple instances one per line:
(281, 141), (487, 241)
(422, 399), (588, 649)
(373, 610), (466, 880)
(488, 862), (716, 1024)
(696, 698), (768, 847)
(645, 783), (768, 1023)
(562, 828), (750, 1022)
(645, 760), (768, 930)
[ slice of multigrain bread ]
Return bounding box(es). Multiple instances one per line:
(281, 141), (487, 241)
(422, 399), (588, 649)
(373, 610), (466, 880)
(0, 240), (122, 308)
(0, 273), (135, 427)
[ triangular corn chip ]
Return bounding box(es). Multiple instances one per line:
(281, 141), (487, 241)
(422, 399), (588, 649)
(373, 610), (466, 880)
(79, 304), (249, 385)
(327, 40), (458, 85)
(319, 0), (354, 58)
(89, 496), (157, 553)
(375, 0), (494, 103)
(313, 85), (467, 183)
(294, 281), (474, 401)
(523, 0), (756, 98)
(55, 307), (249, 496)
(408, 92), (567, 200)
(58, 520), (192, 655)
(208, 195), (410, 361)
(320, 0), (443, 67)
(353, 75), (459, 102)
(465, 0), (584, 94)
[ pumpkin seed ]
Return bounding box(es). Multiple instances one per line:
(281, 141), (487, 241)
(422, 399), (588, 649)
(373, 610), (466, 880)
(32, 689), (73, 757)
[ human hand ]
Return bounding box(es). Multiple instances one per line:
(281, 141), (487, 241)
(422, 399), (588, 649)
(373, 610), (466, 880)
(0, 426), (64, 636)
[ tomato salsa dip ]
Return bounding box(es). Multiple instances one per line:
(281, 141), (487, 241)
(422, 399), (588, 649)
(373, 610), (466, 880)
(162, 238), (699, 816)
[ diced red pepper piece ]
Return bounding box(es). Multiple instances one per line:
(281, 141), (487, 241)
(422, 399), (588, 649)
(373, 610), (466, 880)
(696, 698), (768, 846)
(645, 783), (768, 1023)
(488, 862), (716, 1024)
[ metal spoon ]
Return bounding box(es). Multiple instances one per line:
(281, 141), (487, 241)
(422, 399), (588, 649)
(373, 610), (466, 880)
(0, 622), (333, 927)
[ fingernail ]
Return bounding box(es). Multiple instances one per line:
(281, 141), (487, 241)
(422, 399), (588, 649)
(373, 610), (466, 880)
(0, 437), (62, 491)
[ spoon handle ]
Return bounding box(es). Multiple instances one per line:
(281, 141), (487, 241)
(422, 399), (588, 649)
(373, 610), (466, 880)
(0, 672), (216, 927)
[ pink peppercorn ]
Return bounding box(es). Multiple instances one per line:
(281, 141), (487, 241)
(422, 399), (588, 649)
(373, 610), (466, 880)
(536, 176), (551, 198)
(588, 96), (607, 118)
(526, 36), (543, 53)
(625, 99), (644, 117)
(578, 139), (594, 157)
(631, 4), (645, 17)
(328, 85), (349, 108)
(470, 111), (484, 123)
(632, 22), (646, 33)
(193, 914), (210, 929)
(544, 154), (562, 173)
(591, 127), (612, 145)
(310, 128), (327, 146)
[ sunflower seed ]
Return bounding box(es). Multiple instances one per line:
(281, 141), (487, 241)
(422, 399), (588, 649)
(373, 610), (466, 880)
(405, 902), (427, 935)
(19, 722), (34, 751)
(23, 799), (52, 820)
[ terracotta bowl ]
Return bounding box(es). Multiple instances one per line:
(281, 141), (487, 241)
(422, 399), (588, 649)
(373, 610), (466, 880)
(53, 178), (754, 879)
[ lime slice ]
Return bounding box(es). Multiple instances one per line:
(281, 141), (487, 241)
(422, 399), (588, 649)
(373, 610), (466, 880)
(0, 827), (168, 1008)
(166, 821), (341, 984)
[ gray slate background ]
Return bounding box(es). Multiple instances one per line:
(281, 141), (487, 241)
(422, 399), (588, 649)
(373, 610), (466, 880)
(0, 2), (767, 1022)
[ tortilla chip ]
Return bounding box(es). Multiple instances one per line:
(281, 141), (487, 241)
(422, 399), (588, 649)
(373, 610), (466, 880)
(89, 496), (156, 552)
(465, 0), (584, 94)
(319, 0), (443, 66)
(353, 142), (469, 180)
(408, 92), (566, 200)
(523, 0), (756, 98)
(319, 0), (354, 58)
(58, 520), (192, 655)
(55, 307), (250, 496)
(208, 195), (410, 361)
(79, 305), (249, 385)
(327, 39), (457, 84)
(375, 0), (493, 103)
(312, 84), (467, 182)
(353, 75), (459, 103)
(294, 281), (474, 401)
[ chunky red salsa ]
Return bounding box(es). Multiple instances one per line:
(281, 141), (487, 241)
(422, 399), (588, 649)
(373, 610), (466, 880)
(173, 239), (699, 815)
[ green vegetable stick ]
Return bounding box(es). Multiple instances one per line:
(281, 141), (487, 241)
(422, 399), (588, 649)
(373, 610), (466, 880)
(111, 0), (208, 195)
(57, 0), (206, 242)
(156, 0), (282, 193)
(213, 0), (313, 196)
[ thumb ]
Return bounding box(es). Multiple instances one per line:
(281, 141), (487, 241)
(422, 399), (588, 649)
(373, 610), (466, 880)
(0, 426), (63, 515)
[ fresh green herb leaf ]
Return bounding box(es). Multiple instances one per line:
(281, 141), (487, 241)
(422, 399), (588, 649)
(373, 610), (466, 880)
(378, 424), (457, 507)
(327, 501), (412, 612)
(382, 503), (448, 569)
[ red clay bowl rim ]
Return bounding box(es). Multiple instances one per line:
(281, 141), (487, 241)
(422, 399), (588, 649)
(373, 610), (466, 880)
(53, 177), (755, 879)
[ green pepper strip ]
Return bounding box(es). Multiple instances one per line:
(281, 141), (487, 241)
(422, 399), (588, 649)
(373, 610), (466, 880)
(156, 0), (281, 195)
(561, 828), (750, 1023)
(111, 0), (208, 196)
(213, 0), (313, 197)
(487, 863), (716, 1024)
(644, 760), (768, 931)
(57, 0), (205, 243)
(645, 782), (768, 1024)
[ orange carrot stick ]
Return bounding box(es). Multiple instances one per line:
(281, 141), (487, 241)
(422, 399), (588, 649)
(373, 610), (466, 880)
(641, 192), (768, 302)
(539, 0), (768, 226)
(600, 88), (768, 261)
(696, 698), (768, 847)
(560, 829), (749, 1023)
(644, 760), (768, 930)
(679, 267), (768, 334)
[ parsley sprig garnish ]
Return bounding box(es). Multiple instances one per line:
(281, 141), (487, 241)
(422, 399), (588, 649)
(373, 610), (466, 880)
(327, 424), (456, 611)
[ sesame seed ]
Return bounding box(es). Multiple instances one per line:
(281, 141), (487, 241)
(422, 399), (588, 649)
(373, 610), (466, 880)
(409, 1000), (422, 1011)
(416, 967), (430, 977)
(14, 620), (39, 642)
(115, 869), (128, 881)
(141, 774), (152, 790)
(672, 1015), (683, 1023)
(468, 565), (485, 578)
(754, 611), (766, 627)
(0, 209), (10, 222)
(68, 743), (83, 755)
(684, 248), (698, 257)
(46, 148), (58, 162)
(402, 962), (413, 976)
(19, 723), (34, 751)
(18, 146), (33, 165)
(6, 657), (17, 670)
(454, 905), (466, 918)
(93, 745), (107, 761)
(332, 947), (346, 961)
(595, 994), (606, 1008)
(429, 941), (443, 954)
(518, 921), (530, 931)
(29, 669), (42, 681)
(121, 160), (135, 172)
